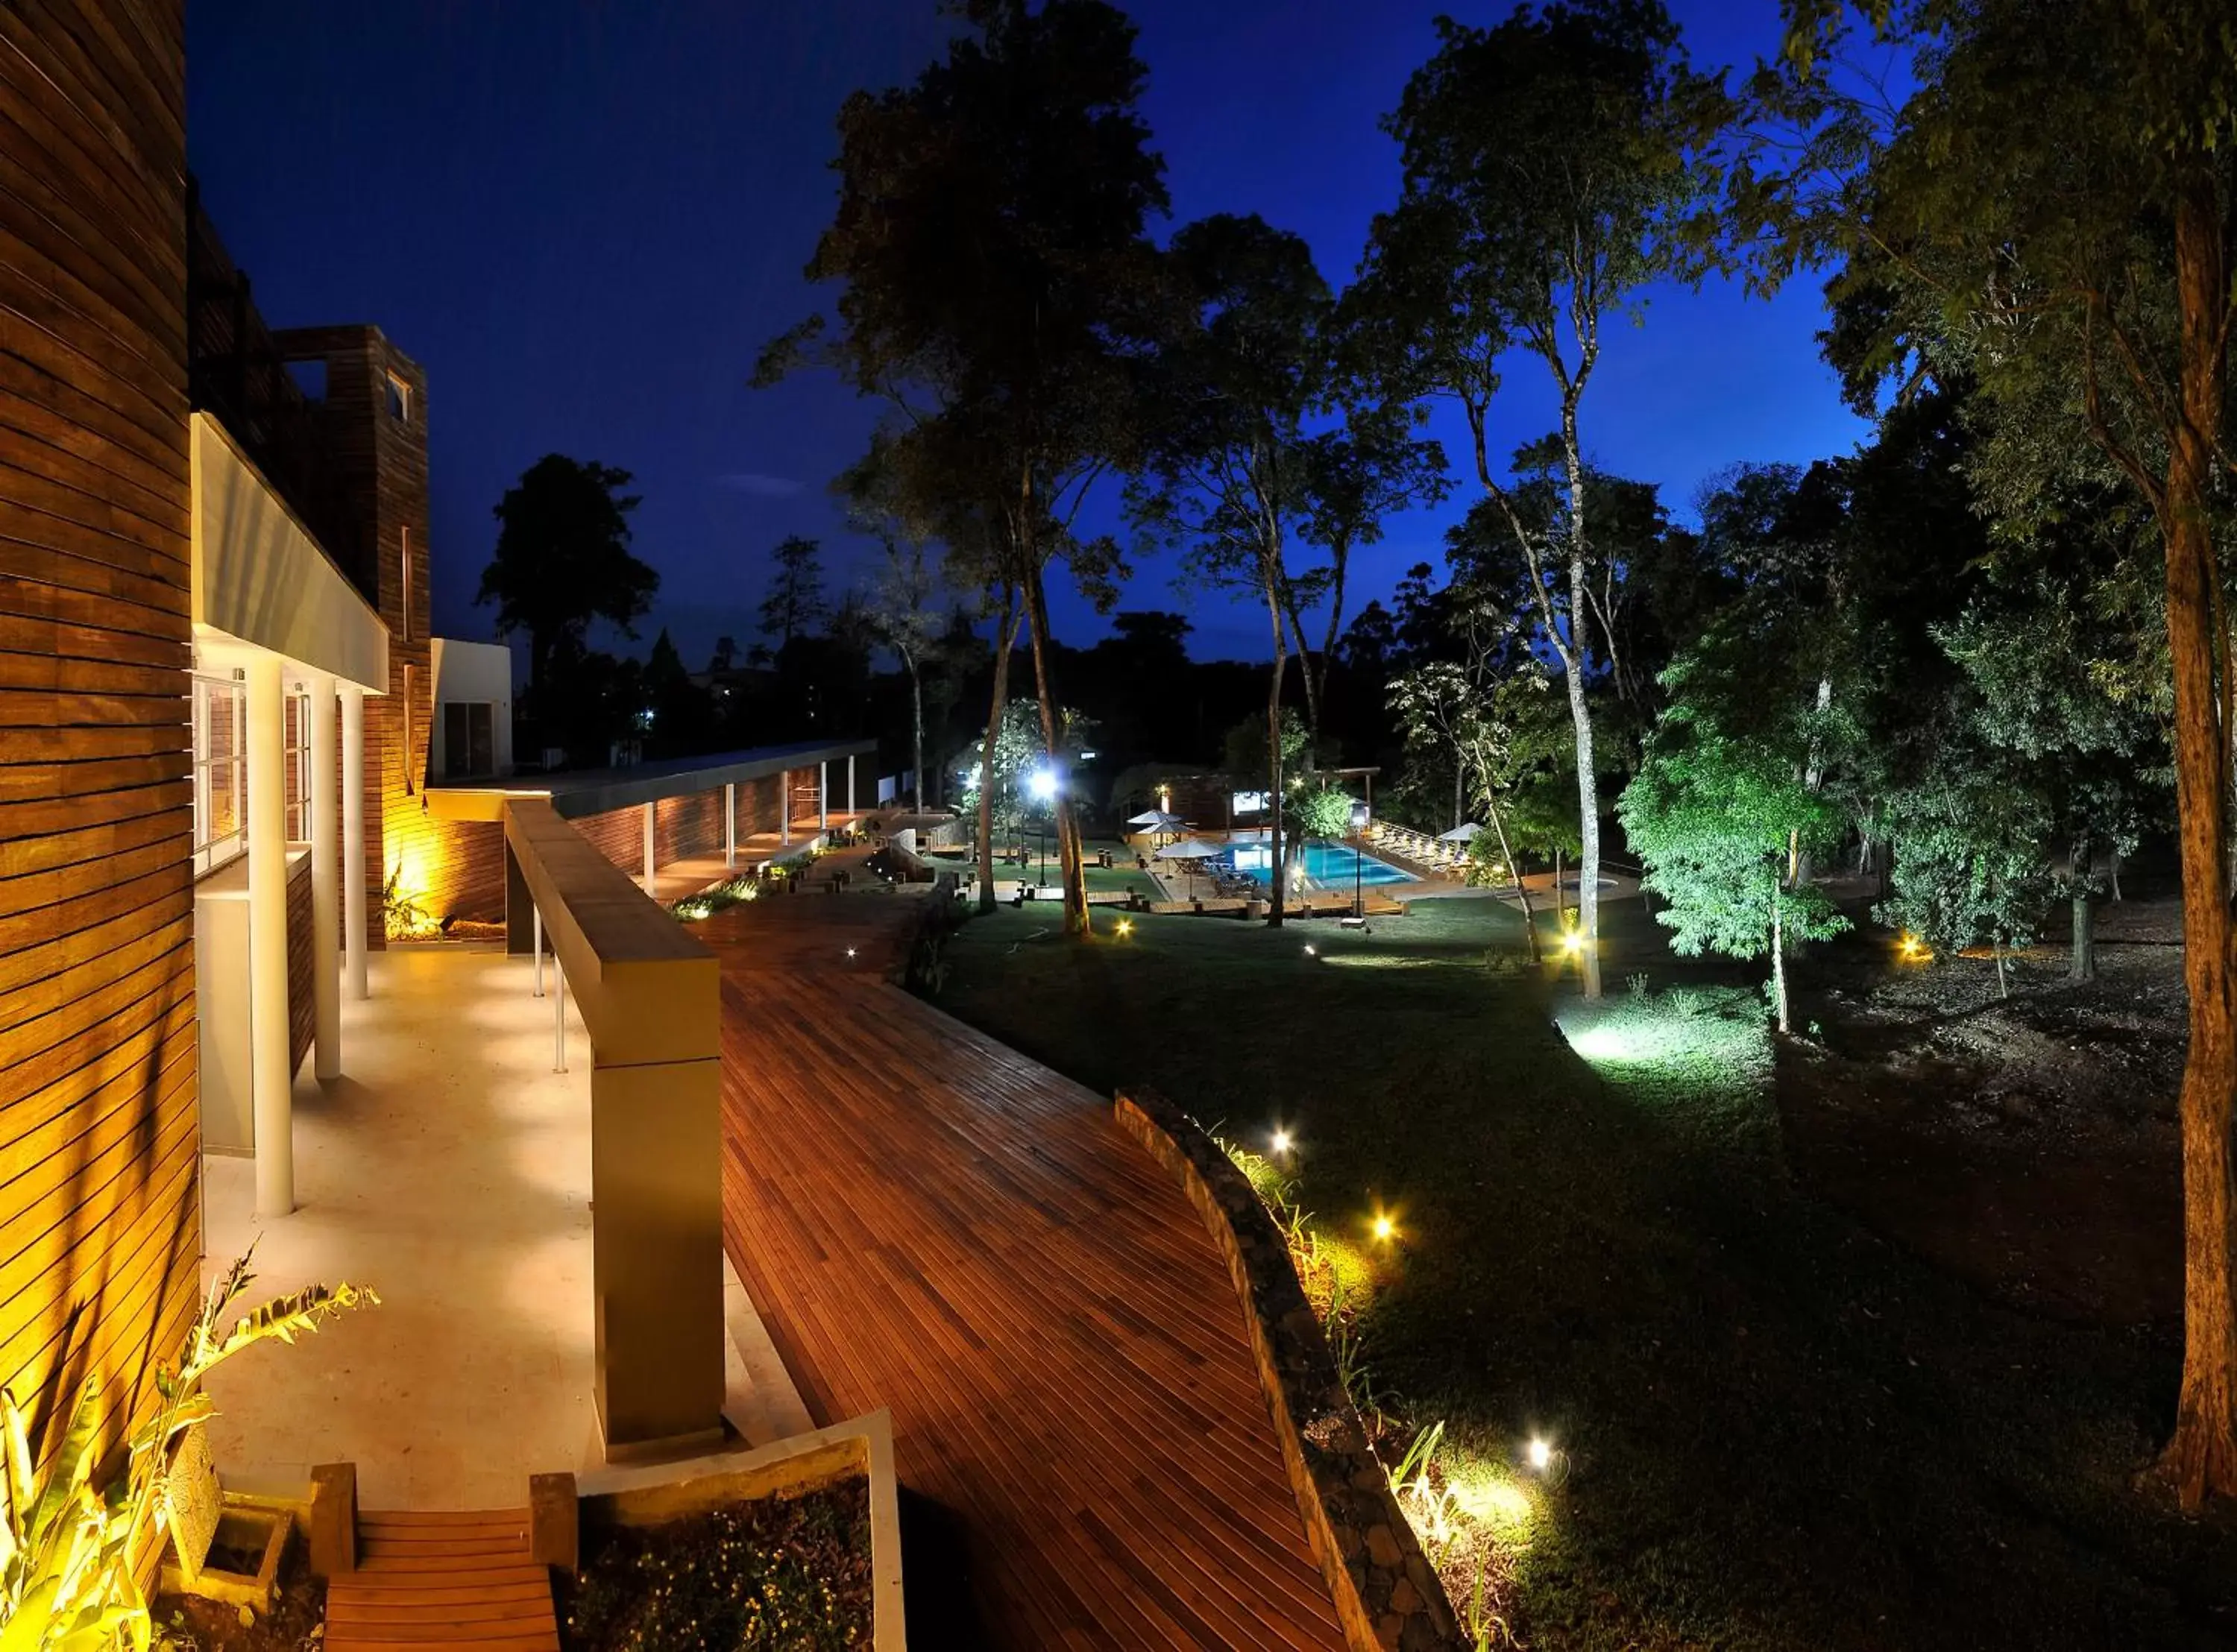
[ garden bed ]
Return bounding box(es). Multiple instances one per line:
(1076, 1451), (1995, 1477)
(155, 1564), (325, 1652)
(561, 1477), (874, 1650)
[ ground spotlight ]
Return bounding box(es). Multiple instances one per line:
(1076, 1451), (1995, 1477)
(1528, 1437), (1552, 1472)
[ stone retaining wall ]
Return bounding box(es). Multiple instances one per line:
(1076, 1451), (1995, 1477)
(1113, 1088), (1462, 1652)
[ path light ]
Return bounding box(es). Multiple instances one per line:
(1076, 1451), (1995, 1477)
(1303, 943), (1318, 958)
(1527, 1437), (1552, 1472)
(846, 947), (858, 959)
(1271, 1127), (1292, 1156)
(1116, 918), (1134, 938)
(1560, 928), (1586, 957)
(1372, 1212), (1397, 1244)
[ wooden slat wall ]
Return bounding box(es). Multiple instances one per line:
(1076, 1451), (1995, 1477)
(0, 0), (200, 1463)
(286, 853), (312, 1074)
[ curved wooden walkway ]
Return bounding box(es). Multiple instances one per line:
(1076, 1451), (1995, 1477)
(699, 887), (1345, 1648)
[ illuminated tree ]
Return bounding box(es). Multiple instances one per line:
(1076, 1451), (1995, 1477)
(1620, 649), (1849, 1032)
(1132, 212), (1332, 927)
(762, 0), (1169, 940)
(1763, 0), (2237, 1502)
(1353, 0), (1735, 997)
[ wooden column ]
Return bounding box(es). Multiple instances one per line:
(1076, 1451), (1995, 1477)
(342, 687), (368, 999)
(641, 801), (655, 894)
(309, 675), (342, 1079)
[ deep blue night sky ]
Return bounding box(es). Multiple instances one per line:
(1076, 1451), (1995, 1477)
(186, 1), (1868, 669)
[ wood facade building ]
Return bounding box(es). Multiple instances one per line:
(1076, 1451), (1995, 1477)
(0, 0), (202, 1469)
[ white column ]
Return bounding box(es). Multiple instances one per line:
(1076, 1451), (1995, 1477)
(725, 784), (736, 871)
(818, 762), (828, 832)
(846, 754), (856, 816)
(780, 772), (792, 847)
(245, 652), (293, 1216)
(642, 801), (656, 894)
(342, 686), (368, 1000)
(309, 675), (341, 1081)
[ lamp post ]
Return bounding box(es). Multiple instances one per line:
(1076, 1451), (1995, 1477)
(1028, 766), (1059, 890)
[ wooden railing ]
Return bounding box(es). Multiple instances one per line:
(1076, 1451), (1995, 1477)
(501, 798), (726, 1457)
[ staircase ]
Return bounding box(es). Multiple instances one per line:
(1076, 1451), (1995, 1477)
(324, 1508), (560, 1651)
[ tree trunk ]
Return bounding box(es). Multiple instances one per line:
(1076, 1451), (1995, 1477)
(908, 652), (925, 813)
(1561, 598), (1603, 997)
(2160, 173), (2237, 1511)
(2071, 887), (2096, 983)
(1486, 801), (1539, 964)
(1265, 566), (1289, 930)
(1771, 872), (1788, 1034)
(975, 598), (1019, 916)
(1993, 943), (2008, 999)
(1018, 562), (1088, 936)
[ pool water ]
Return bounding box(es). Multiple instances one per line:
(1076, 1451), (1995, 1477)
(1221, 840), (1418, 887)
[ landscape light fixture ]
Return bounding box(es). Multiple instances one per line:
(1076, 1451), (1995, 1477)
(1116, 918), (1134, 938)
(1028, 768), (1059, 803)
(1271, 1128), (1292, 1156)
(1528, 1437), (1552, 1472)
(1560, 929), (1586, 957)
(1303, 943), (1318, 957)
(846, 947), (857, 959)
(1372, 1214), (1397, 1244)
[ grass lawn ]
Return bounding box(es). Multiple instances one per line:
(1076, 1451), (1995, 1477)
(933, 897), (2237, 1650)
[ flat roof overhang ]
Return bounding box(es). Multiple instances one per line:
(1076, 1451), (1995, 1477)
(423, 737), (881, 823)
(190, 412), (388, 693)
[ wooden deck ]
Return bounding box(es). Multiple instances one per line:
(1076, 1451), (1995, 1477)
(698, 884), (1346, 1648)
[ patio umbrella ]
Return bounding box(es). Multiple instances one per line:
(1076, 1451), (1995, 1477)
(1154, 837), (1221, 898)
(1438, 822), (1483, 842)
(1127, 808), (1170, 826)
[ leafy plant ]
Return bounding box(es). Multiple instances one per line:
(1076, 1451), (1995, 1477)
(0, 1252), (374, 1652)
(379, 863), (431, 942)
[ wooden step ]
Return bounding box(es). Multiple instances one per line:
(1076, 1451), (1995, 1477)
(324, 1511), (559, 1651)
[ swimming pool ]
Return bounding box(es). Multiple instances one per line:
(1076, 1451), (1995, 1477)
(1221, 839), (1418, 887)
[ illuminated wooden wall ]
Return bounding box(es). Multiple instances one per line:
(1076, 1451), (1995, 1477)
(0, 0), (202, 1459)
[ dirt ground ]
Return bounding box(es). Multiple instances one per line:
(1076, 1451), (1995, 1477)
(1779, 894), (2188, 1325)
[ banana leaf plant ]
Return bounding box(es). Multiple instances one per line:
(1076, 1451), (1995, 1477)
(0, 1249), (374, 1651)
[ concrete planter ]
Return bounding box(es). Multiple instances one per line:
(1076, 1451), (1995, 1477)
(576, 1409), (906, 1649)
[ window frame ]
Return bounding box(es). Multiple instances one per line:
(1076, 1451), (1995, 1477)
(190, 672), (246, 879)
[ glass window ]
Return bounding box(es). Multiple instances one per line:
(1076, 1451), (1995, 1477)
(191, 674), (245, 877)
(283, 688), (312, 841)
(384, 371), (411, 422)
(443, 702), (496, 780)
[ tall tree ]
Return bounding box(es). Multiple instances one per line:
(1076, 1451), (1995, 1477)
(758, 535), (830, 647)
(762, 0), (1171, 940)
(1131, 212), (1333, 927)
(479, 455), (654, 711)
(859, 535), (946, 811)
(1766, 0), (2237, 1504)
(1354, 0), (1734, 997)
(1619, 646), (1850, 1032)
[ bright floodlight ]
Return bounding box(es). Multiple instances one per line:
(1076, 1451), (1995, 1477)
(1028, 768), (1059, 802)
(1372, 1214), (1395, 1243)
(1560, 930), (1585, 956)
(846, 947), (858, 959)
(1303, 943), (1318, 957)
(1116, 918), (1134, 938)
(1528, 1437), (1552, 1472)
(1271, 1128), (1292, 1155)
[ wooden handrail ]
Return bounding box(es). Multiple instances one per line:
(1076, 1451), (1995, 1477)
(500, 797), (726, 1457)
(503, 798), (717, 1065)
